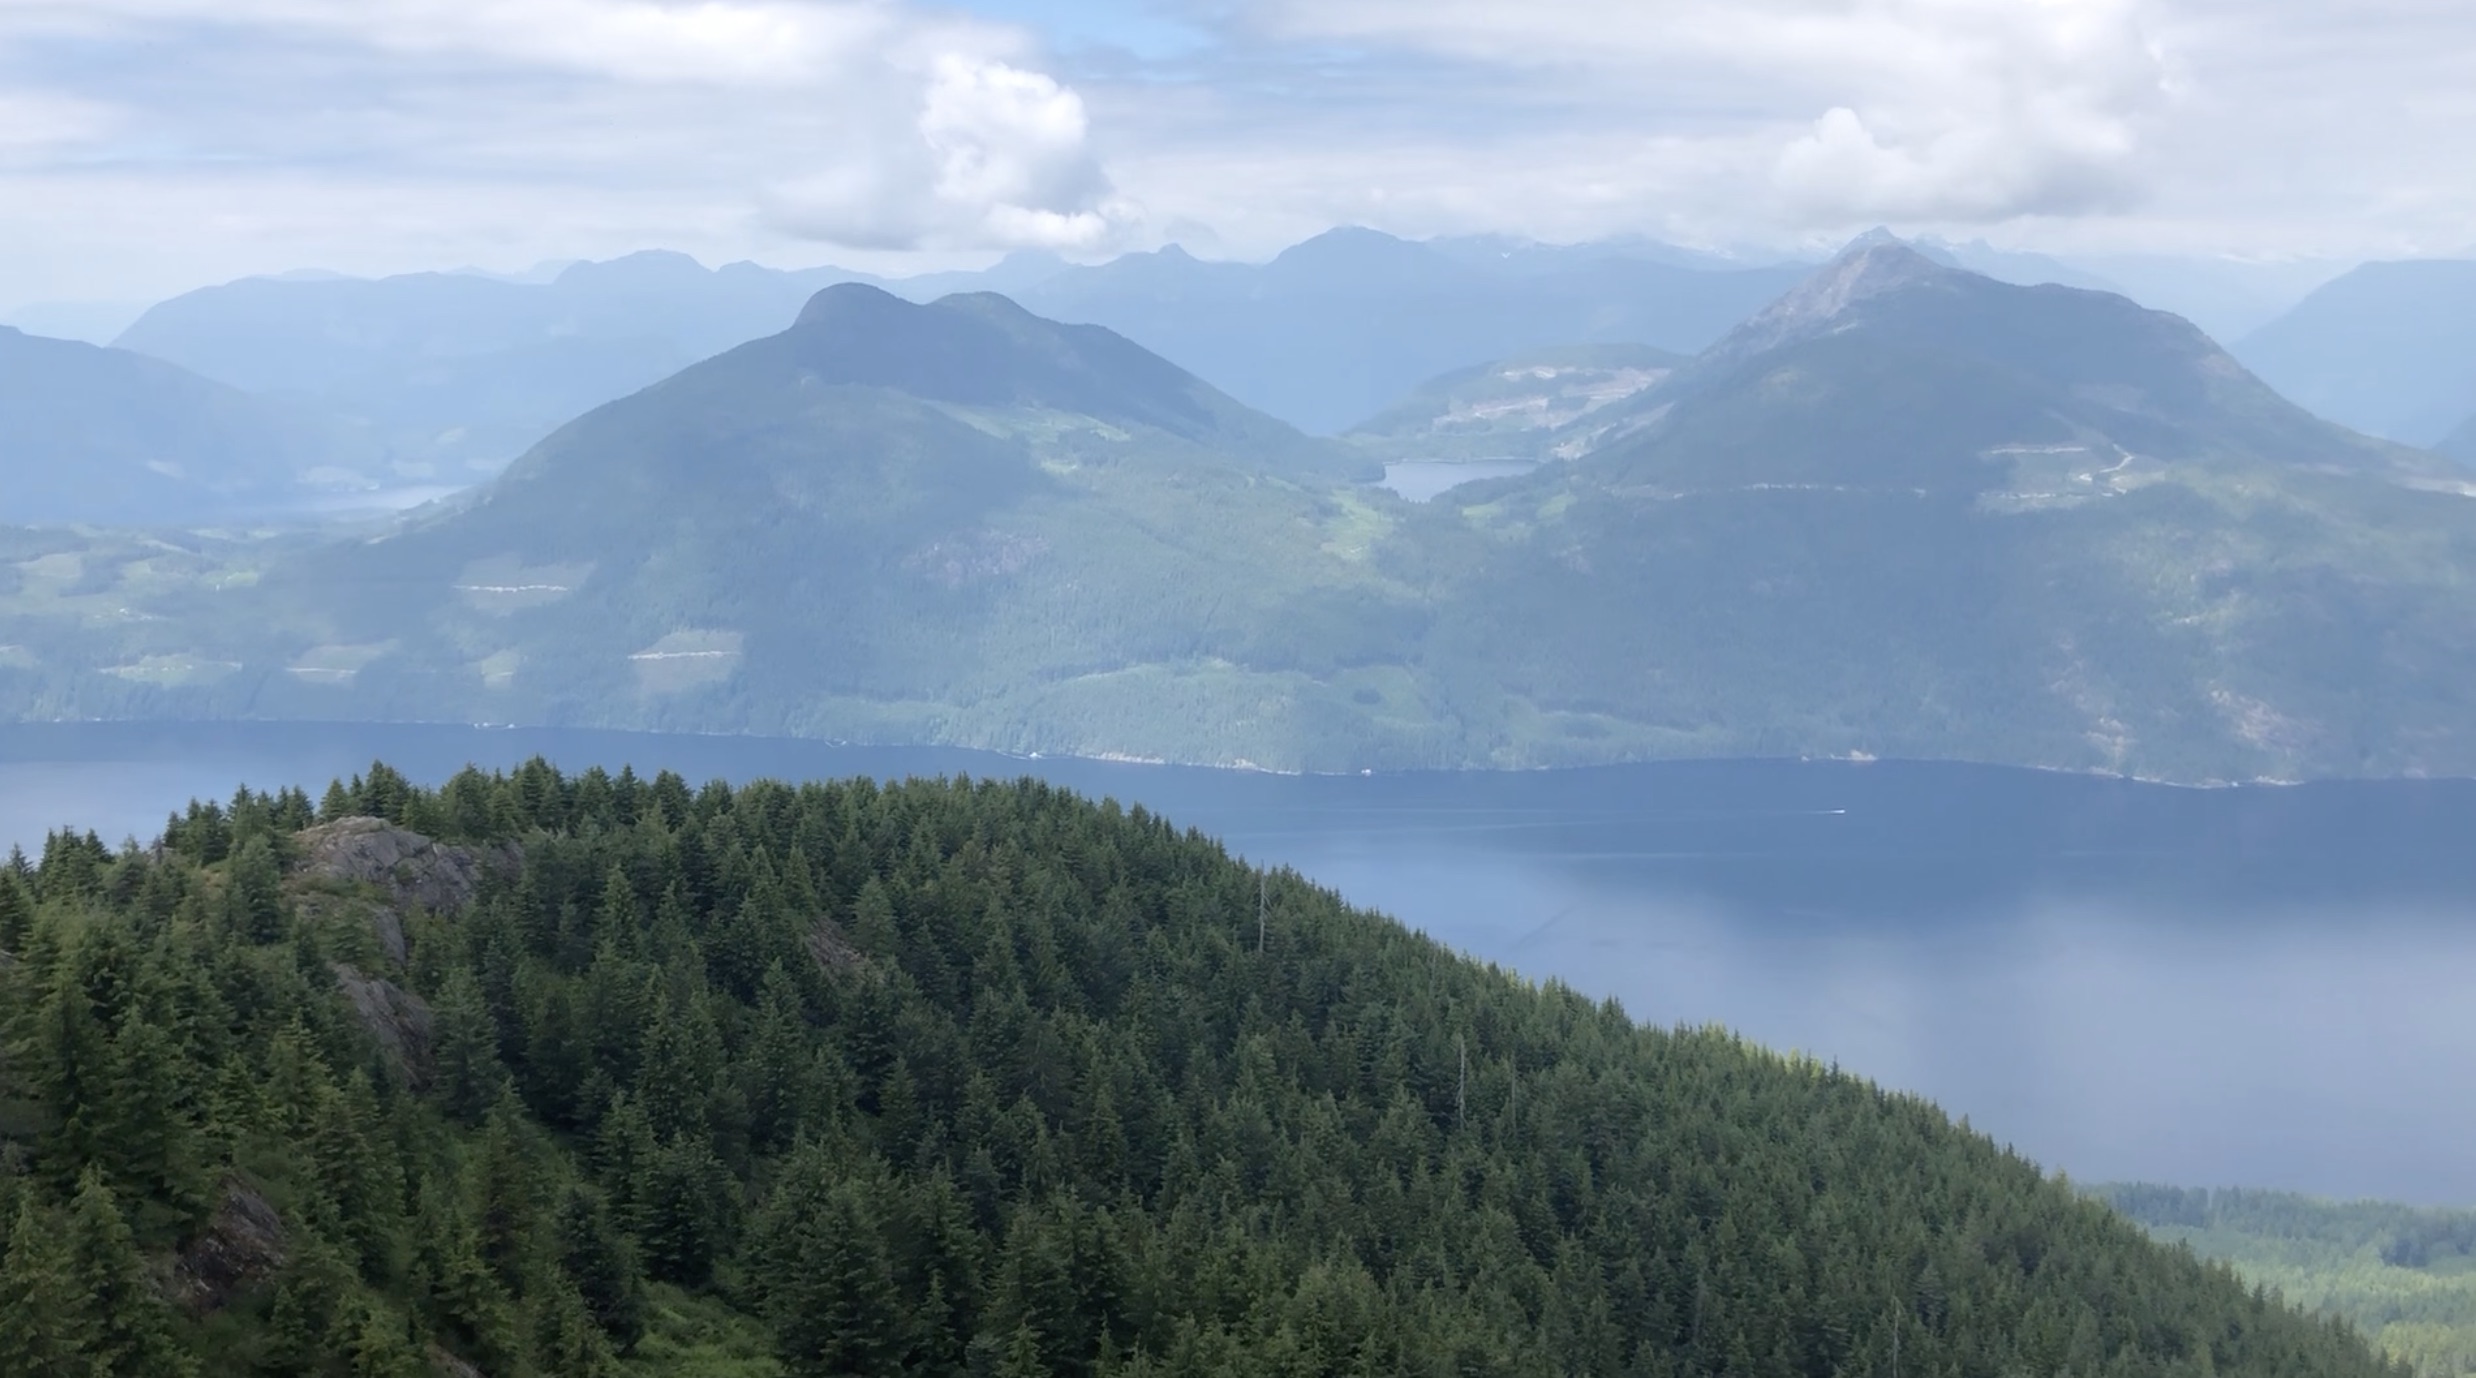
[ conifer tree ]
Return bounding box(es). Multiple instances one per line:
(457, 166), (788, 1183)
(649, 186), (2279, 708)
(92, 1013), (207, 1236)
(556, 1187), (646, 1350)
(341, 1297), (425, 1378)
(430, 967), (509, 1126)
(770, 1178), (905, 1378)
(222, 834), (286, 944)
(263, 1240), (354, 1377)
(0, 1194), (88, 1377)
(63, 1169), (195, 1377)
(0, 869), (29, 952)
(411, 1176), (521, 1374)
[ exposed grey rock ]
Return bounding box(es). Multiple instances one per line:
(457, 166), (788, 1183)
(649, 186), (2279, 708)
(169, 1180), (287, 1315)
(806, 918), (868, 976)
(334, 961), (435, 1086)
(292, 816), (516, 916)
(295, 889), (410, 967)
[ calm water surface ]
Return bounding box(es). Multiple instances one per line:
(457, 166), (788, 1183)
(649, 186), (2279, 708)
(5, 721), (2472, 1203)
(1378, 460), (1541, 501)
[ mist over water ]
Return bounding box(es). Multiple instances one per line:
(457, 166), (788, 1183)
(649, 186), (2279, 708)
(6, 721), (2472, 1204)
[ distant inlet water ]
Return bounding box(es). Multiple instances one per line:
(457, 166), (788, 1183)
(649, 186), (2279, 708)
(1377, 459), (1541, 502)
(6, 719), (2474, 1205)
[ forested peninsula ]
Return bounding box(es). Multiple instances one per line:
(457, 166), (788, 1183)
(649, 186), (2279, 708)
(0, 762), (2403, 1376)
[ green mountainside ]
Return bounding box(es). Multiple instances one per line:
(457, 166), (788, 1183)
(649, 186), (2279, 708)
(0, 328), (376, 525)
(2101, 1185), (2476, 1378)
(1376, 244), (2476, 780)
(10, 249), (2476, 780)
(1344, 344), (1687, 461)
(0, 762), (2407, 1376)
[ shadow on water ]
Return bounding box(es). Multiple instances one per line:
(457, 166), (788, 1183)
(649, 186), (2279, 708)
(5, 720), (2474, 1202)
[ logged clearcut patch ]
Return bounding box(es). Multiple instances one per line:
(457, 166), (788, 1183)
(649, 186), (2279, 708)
(630, 629), (743, 693)
(105, 653), (240, 685)
(454, 556), (592, 613)
(286, 642), (395, 685)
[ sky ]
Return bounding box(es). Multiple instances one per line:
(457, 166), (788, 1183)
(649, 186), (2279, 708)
(1, 0), (2473, 310)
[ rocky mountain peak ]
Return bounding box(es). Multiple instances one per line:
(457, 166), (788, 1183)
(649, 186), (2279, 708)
(1704, 241), (1957, 368)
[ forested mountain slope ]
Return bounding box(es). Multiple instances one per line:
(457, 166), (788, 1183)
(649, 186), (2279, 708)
(14, 250), (2476, 780)
(1380, 244), (2476, 780)
(0, 762), (2402, 1376)
(0, 327), (372, 525)
(2102, 1185), (2476, 1378)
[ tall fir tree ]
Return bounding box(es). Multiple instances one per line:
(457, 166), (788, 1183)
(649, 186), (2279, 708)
(0, 1193), (88, 1377)
(63, 1169), (195, 1377)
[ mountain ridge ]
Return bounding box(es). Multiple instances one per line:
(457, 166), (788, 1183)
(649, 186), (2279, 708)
(2234, 259), (2476, 447)
(11, 254), (2476, 783)
(0, 326), (376, 525)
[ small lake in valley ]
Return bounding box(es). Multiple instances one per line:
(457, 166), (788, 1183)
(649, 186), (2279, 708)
(5, 720), (2473, 1203)
(1377, 460), (1541, 501)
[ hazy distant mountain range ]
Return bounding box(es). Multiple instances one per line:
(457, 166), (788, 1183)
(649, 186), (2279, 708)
(0, 327), (375, 524)
(101, 230), (1808, 457)
(1008, 231), (1804, 433)
(2442, 412), (2476, 463)
(9, 244), (2476, 782)
(111, 250), (849, 479)
(2233, 259), (2476, 446)
(12, 228), (2440, 535)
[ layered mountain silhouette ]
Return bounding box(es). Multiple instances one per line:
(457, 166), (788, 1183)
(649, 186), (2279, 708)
(1017, 229), (1804, 432)
(2234, 258), (2476, 446)
(0, 327), (370, 524)
(113, 251), (859, 476)
(110, 232), (1807, 461)
(18, 247), (2476, 781)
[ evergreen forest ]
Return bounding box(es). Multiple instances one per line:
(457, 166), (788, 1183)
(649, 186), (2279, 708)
(0, 761), (2411, 1376)
(2103, 1185), (2476, 1378)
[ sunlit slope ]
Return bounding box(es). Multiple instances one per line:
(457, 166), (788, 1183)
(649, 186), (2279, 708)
(1382, 246), (2476, 779)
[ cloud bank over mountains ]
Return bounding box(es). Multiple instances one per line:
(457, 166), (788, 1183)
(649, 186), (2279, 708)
(1252, 0), (2172, 226)
(0, 0), (2468, 305)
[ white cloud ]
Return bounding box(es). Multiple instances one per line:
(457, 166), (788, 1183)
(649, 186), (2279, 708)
(1767, 0), (2165, 222)
(0, 90), (119, 156)
(0, 0), (1127, 303)
(1234, 0), (2171, 228)
(0, 0), (895, 84)
(3, 0), (2476, 302)
(767, 52), (1128, 250)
